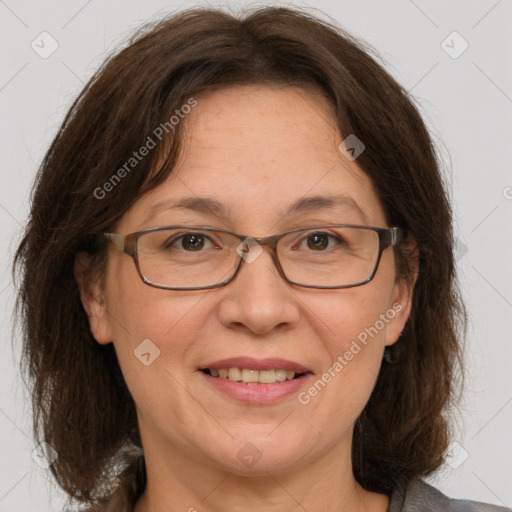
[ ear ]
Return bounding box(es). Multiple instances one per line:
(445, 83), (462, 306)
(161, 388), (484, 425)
(74, 252), (113, 345)
(384, 236), (419, 347)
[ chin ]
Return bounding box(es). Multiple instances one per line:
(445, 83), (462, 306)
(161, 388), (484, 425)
(206, 433), (309, 475)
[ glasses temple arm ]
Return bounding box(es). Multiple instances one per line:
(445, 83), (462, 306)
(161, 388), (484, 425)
(391, 227), (407, 245)
(102, 232), (126, 252)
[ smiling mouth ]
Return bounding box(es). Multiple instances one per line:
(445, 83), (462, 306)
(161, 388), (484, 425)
(201, 368), (308, 384)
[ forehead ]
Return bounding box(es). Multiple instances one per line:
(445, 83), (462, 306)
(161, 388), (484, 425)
(118, 84), (387, 233)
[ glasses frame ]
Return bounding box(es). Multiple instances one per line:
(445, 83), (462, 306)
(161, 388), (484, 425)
(100, 224), (407, 291)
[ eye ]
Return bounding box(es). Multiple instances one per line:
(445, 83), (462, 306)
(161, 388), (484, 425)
(295, 231), (345, 251)
(165, 232), (216, 251)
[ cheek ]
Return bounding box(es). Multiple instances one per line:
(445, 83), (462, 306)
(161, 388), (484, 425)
(318, 280), (394, 352)
(104, 255), (208, 371)
(296, 289), (391, 432)
(110, 291), (205, 360)
(105, 285), (210, 429)
(304, 275), (395, 401)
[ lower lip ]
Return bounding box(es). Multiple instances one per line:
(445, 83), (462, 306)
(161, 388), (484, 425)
(199, 371), (313, 404)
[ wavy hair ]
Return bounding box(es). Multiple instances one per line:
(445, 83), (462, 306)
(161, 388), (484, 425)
(13, 5), (466, 510)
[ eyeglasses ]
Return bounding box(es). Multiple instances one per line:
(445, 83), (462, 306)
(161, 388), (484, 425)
(100, 224), (407, 290)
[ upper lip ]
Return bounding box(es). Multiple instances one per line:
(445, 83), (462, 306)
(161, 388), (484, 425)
(200, 357), (312, 374)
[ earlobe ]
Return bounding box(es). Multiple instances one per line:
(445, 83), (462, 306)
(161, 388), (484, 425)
(74, 252), (113, 345)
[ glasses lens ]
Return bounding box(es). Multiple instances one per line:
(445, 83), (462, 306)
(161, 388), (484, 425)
(137, 228), (240, 288)
(278, 226), (380, 287)
(136, 226), (380, 289)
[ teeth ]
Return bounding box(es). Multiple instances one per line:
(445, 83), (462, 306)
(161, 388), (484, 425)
(241, 369), (259, 383)
(258, 370), (276, 384)
(276, 369), (287, 382)
(208, 368), (299, 384)
(228, 368), (242, 381)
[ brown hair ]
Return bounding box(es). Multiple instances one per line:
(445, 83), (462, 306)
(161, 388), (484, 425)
(13, 5), (466, 510)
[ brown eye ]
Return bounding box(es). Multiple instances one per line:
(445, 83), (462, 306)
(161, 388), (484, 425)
(307, 232), (330, 250)
(294, 232), (343, 251)
(181, 233), (205, 251)
(165, 232), (213, 251)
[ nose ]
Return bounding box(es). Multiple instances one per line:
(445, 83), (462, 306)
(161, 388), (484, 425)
(216, 244), (301, 335)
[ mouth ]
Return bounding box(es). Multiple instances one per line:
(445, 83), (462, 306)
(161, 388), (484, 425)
(200, 367), (309, 384)
(198, 363), (314, 404)
(199, 356), (313, 386)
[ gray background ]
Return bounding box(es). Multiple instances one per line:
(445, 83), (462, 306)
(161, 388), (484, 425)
(1, 0), (511, 510)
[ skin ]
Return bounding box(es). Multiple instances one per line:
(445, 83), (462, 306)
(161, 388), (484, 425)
(76, 84), (417, 512)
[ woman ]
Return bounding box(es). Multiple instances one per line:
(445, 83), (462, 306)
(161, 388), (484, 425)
(13, 6), (509, 512)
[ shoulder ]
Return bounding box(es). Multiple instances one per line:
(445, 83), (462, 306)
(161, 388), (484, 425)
(388, 478), (511, 512)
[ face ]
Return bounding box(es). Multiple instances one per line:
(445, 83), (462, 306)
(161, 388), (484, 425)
(78, 84), (413, 477)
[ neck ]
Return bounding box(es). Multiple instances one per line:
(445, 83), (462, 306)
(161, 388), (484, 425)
(133, 434), (390, 512)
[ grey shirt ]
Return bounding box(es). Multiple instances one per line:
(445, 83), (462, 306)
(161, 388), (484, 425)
(388, 478), (511, 512)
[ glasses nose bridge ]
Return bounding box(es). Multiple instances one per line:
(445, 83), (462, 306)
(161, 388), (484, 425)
(251, 233), (280, 250)
(234, 232), (284, 278)
(249, 232), (282, 260)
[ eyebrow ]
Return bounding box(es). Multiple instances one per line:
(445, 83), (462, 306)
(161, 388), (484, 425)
(141, 193), (367, 226)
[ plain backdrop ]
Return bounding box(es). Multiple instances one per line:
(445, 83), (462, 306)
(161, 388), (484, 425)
(1, 0), (511, 511)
